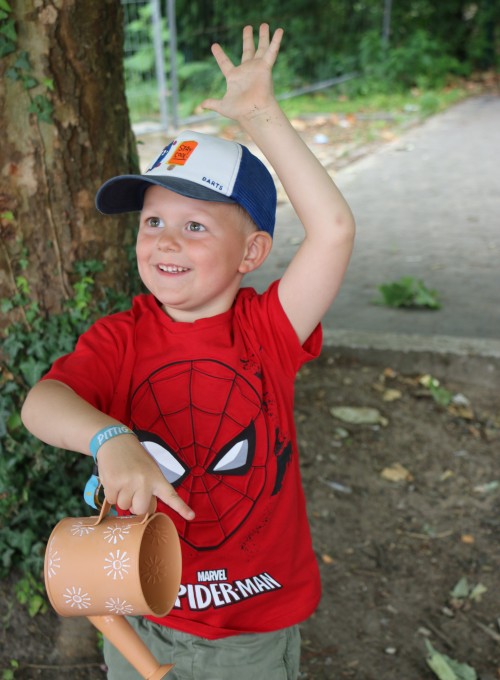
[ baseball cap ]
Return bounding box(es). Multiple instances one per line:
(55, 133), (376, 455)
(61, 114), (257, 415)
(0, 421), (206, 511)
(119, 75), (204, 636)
(96, 130), (277, 237)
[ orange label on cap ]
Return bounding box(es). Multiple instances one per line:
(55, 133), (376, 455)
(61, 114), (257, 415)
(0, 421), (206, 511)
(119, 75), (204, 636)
(168, 140), (198, 165)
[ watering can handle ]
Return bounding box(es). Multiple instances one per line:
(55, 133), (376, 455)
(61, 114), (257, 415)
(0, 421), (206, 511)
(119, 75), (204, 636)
(90, 497), (157, 527)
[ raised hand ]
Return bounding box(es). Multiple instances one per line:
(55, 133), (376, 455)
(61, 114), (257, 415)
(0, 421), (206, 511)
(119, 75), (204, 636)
(201, 23), (283, 122)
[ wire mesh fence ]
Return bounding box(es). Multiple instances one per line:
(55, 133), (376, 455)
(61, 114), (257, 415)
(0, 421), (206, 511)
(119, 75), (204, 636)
(121, 0), (362, 134)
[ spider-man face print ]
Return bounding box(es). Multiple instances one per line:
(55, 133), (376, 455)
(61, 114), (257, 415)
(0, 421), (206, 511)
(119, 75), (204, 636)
(130, 360), (270, 550)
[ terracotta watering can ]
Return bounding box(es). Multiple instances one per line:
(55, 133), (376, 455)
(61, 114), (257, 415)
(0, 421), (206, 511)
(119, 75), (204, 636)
(44, 498), (182, 679)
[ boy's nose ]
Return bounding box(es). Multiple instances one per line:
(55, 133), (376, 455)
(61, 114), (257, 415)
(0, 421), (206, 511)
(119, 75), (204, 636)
(157, 228), (180, 251)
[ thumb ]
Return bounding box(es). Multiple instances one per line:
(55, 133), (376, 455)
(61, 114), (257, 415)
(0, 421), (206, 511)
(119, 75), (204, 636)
(200, 98), (222, 113)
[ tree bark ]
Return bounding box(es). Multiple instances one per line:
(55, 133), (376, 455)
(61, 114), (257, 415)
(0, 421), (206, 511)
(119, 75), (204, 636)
(0, 0), (139, 318)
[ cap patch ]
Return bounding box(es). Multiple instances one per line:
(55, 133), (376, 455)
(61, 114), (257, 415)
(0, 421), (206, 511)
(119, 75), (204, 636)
(167, 140), (198, 167)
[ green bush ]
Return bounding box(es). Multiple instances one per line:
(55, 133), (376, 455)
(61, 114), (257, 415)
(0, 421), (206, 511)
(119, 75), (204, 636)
(0, 262), (131, 584)
(355, 29), (467, 95)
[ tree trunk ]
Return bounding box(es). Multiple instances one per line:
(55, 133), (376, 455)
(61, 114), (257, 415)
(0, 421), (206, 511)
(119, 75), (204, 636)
(0, 0), (139, 318)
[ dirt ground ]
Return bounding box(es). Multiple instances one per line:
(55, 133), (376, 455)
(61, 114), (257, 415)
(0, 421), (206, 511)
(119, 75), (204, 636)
(2, 76), (499, 678)
(1, 349), (499, 679)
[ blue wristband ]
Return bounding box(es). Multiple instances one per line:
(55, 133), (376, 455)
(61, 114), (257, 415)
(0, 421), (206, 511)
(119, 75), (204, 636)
(89, 425), (136, 461)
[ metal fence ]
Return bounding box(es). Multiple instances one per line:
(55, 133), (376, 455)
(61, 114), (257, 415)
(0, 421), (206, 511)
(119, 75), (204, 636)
(122, 0), (360, 135)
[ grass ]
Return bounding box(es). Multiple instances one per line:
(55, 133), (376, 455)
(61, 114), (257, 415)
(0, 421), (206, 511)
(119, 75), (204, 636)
(127, 75), (474, 135)
(278, 85), (469, 121)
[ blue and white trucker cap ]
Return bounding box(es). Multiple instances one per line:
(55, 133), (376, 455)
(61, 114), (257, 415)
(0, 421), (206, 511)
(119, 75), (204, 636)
(96, 130), (277, 237)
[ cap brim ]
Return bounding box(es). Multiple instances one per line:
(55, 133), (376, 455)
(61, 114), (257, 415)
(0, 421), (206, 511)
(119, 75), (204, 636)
(96, 175), (235, 215)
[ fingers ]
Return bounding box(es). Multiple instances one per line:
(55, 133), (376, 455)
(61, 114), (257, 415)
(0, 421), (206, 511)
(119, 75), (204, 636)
(253, 23), (284, 63)
(241, 24), (255, 62)
(157, 485), (195, 521)
(266, 26), (284, 65)
(212, 23), (283, 71)
(110, 484), (195, 520)
(210, 42), (234, 77)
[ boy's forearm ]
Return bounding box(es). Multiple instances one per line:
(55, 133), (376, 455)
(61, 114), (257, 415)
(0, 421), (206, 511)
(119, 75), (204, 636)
(21, 379), (122, 455)
(239, 101), (354, 243)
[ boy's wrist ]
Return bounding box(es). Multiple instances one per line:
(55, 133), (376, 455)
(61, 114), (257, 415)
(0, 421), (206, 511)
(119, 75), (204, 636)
(89, 425), (137, 461)
(238, 99), (283, 128)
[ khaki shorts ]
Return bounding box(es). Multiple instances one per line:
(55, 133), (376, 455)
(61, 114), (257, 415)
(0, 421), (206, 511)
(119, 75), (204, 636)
(103, 617), (301, 680)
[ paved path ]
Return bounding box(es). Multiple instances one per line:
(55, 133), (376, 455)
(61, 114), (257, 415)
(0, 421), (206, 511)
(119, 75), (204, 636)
(247, 95), (500, 348)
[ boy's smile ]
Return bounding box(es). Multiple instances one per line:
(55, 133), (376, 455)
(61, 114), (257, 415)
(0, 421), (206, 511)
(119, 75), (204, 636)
(136, 186), (259, 323)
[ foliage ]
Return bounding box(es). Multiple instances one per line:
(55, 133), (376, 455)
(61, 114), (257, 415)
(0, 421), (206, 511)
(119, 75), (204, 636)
(354, 29), (466, 95)
(375, 277), (441, 310)
(123, 0), (496, 121)
(1, 659), (19, 680)
(425, 640), (477, 680)
(123, 2), (225, 122)
(419, 375), (453, 407)
(1, 3), (54, 123)
(0, 261), (132, 588)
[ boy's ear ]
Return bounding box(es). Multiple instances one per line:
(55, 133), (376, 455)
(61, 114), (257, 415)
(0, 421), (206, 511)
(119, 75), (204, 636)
(238, 231), (273, 274)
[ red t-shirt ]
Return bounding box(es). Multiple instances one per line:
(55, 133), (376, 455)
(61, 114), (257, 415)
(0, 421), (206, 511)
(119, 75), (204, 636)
(44, 281), (322, 639)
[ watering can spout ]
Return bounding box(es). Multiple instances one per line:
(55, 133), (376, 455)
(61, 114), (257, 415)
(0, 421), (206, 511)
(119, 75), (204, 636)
(88, 615), (173, 679)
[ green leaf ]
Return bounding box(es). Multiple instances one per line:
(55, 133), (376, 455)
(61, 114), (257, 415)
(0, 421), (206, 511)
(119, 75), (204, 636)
(22, 76), (38, 90)
(0, 34), (15, 58)
(450, 576), (469, 599)
(0, 0), (13, 12)
(375, 277), (441, 309)
(0, 17), (15, 40)
(28, 94), (53, 124)
(425, 641), (477, 680)
(19, 358), (45, 386)
(13, 51), (31, 71)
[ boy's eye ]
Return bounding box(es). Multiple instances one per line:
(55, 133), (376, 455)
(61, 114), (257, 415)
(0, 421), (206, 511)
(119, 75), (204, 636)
(146, 216), (163, 228)
(187, 222), (206, 232)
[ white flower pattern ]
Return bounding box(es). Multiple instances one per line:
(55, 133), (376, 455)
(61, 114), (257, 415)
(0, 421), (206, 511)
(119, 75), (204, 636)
(63, 586), (91, 610)
(103, 524), (131, 544)
(46, 547), (61, 579)
(103, 550), (131, 580)
(105, 597), (134, 615)
(70, 522), (95, 537)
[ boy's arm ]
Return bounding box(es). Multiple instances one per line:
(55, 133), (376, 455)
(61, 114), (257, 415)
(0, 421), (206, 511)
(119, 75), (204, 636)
(202, 24), (355, 344)
(21, 380), (194, 519)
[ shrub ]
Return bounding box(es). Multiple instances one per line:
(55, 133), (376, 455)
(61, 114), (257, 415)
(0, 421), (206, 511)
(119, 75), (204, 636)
(0, 262), (130, 583)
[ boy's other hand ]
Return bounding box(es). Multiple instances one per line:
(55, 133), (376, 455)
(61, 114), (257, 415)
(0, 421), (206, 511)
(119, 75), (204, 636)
(96, 437), (195, 520)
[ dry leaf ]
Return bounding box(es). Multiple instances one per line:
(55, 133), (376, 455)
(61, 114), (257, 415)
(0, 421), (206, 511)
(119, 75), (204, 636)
(321, 554), (335, 565)
(461, 534), (475, 544)
(447, 405), (475, 420)
(381, 463), (413, 482)
(383, 389), (402, 402)
(330, 406), (388, 426)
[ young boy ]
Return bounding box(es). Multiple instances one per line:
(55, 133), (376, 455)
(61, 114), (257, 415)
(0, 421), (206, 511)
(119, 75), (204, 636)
(22, 24), (355, 680)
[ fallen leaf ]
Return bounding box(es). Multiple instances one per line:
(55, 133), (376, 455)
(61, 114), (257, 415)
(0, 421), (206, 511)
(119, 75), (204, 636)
(474, 480), (499, 494)
(330, 406), (388, 426)
(425, 640), (477, 680)
(381, 463), (413, 482)
(469, 583), (487, 602)
(450, 576), (470, 599)
(383, 367), (398, 379)
(447, 405), (475, 420)
(461, 534), (475, 544)
(321, 554), (335, 565)
(382, 389), (402, 402)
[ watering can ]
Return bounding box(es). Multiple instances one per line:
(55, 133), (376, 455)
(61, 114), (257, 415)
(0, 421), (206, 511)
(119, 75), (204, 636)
(44, 498), (182, 679)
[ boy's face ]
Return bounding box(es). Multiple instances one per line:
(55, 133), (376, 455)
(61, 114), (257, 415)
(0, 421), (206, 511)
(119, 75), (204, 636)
(136, 185), (258, 322)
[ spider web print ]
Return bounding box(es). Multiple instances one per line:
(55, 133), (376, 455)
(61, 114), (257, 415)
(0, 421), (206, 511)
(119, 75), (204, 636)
(131, 360), (271, 548)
